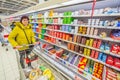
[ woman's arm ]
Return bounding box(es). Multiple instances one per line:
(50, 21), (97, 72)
(8, 26), (19, 47)
(31, 29), (36, 44)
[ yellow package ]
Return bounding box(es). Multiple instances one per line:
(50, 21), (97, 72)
(83, 48), (87, 55)
(85, 40), (90, 46)
(89, 39), (94, 47)
(49, 10), (54, 17)
(79, 26), (83, 33)
(87, 49), (91, 56)
(39, 34), (41, 38)
(43, 68), (55, 80)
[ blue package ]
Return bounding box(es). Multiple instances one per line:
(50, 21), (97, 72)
(100, 43), (105, 50)
(98, 52), (103, 60)
(105, 43), (110, 52)
(63, 25), (66, 31)
(117, 21), (120, 27)
(65, 26), (69, 32)
(62, 25), (64, 31)
(68, 26), (72, 32)
(102, 54), (107, 62)
(102, 21), (106, 26)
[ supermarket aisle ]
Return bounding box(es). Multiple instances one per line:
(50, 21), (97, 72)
(1, 0), (120, 80)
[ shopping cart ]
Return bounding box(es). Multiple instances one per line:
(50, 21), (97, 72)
(13, 42), (40, 68)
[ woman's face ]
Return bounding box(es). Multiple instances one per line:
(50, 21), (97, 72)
(22, 18), (29, 26)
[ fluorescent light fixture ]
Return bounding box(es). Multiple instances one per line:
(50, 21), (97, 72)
(61, 0), (92, 5)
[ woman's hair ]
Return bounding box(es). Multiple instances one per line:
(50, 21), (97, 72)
(20, 16), (29, 23)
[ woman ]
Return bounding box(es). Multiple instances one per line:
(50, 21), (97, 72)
(8, 16), (37, 68)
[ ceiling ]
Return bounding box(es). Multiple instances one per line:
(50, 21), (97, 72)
(0, 0), (39, 15)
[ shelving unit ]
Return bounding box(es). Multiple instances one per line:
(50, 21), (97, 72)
(31, 0), (120, 79)
(35, 36), (120, 72)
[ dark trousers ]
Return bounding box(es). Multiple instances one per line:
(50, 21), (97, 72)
(19, 49), (31, 68)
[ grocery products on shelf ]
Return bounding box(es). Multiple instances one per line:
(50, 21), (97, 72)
(105, 67), (120, 80)
(8, 0), (120, 80)
(23, 64), (55, 80)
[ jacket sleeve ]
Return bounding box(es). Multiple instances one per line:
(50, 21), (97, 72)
(31, 29), (36, 43)
(8, 26), (19, 47)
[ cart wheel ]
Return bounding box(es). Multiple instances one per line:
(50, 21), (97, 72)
(6, 48), (8, 51)
(2, 43), (4, 46)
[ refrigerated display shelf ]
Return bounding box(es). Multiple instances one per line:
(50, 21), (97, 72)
(34, 36), (120, 72)
(33, 47), (88, 80)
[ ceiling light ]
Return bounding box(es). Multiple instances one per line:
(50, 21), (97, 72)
(61, 0), (92, 5)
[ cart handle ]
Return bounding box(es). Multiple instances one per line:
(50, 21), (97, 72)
(13, 41), (40, 49)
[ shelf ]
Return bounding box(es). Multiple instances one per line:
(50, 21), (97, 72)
(41, 33), (120, 58)
(31, 22), (120, 29)
(30, 13), (120, 19)
(92, 13), (120, 17)
(43, 28), (120, 43)
(35, 37), (120, 72)
(42, 48), (99, 80)
(33, 48), (72, 80)
(33, 47), (88, 80)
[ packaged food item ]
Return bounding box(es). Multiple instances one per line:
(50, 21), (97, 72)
(86, 49), (91, 56)
(92, 40), (97, 48)
(100, 32), (107, 38)
(73, 35), (78, 42)
(106, 56), (114, 65)
(90, 27), (94, 35)
(77, 36), (82, 43)
(89, 39), (94, 47)
(96, 40), (102, 49)
(78, 57), (88, 70)
(83, 48), (87, 55)
(98, 52), (103, 61)
(86, 27), (90, 35)
(85, 40), (90, 46)
(81, 37), (87, 45)
(92, 63), (103, 80)
(94, 51), (99, 59)
(90, 50), (95, 58)
(105, 67), (120, 80)
(68, 37), (72, 49)
(65, 34), (70, 41)
(94, 28), (98, 36)
(114, 58), (120, 68)
(111, 44), (119, 54)
(75, 45), (80, 52)
(71, 44), (75, 51)
(79, 47), (84, 54)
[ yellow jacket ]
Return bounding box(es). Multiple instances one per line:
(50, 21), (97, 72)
(8, 22), (35, 51)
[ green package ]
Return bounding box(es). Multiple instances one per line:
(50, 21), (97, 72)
(41, 29), (46, 34)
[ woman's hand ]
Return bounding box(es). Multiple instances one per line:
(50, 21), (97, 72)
(33, 42), (40, 45)
(14, 46), (22, 49)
